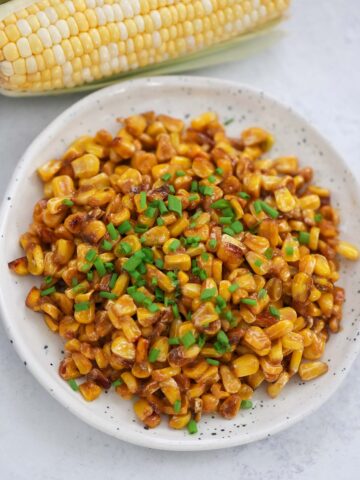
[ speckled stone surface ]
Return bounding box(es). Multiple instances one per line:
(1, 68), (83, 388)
(0, 0), (359, 478)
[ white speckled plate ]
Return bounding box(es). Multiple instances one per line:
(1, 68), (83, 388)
(1, 76), (360, 451)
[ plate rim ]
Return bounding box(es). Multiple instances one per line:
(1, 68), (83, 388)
(1, 75), (359, 451)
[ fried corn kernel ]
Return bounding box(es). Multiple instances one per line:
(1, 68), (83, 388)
(9, 112), (356, 432)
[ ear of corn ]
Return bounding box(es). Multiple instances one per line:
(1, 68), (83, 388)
(0, 0), (290, 96)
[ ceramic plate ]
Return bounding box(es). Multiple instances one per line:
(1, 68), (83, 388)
(1, 76), (360, 451)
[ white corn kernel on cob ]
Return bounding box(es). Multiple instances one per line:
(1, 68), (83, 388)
(0, 0), (290, 95)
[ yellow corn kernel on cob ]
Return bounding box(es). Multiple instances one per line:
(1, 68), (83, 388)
(0, 0), (290, 95)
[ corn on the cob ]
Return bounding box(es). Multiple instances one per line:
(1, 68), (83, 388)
(0, 0), (290, 95)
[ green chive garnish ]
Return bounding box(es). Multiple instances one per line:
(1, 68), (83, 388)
(145, 206), (157, 218)
(155, 258), (164, 269)
(241, 298), (257, 306)
(172, 304), (180, 319)
(224, 118), (234, 125)
(168, 195), (182, 216)
(208, 175), (216, 183)
(99, 291), (118, 300)
(190, 181), (198, 192)
(62, 198), (74, 207)
(94, 257), (106, 276)
(199, 185), (213, 196)
(168, 337), (180, 345)
(298, 231), (310, 244)
(87, 270), (94, 282)
(217, 330), (229, 346)
(107, 223), (119, 240)
(232, 221), (244, 233)
(68, 379), (79, 391)
(209, 239), (217, 249)
(112, 379), (123, 388)
(211, 199), (230, 210)
(264, 248), (273, 259)
(260, 201), (279, 219)
(102, 239), (113, 251)
(169, 185), (175, 194)
(123, 253), (144, 272)
(197, 333), (206, 348)
(228, 283), (239, 293)
(134, 224), (148, 234)
(161, 173), (171, 182)
(85, 249), (97, 262)
(201, 252), (209, 261)
(148, 348), (160, 363)
(215, 167), (223, 175)
(314, 213), (323, 223)
(269, 306), (280, 318)
(241, 399), (253, 409)
(285, 245), (294, 256)
(188, 194), (198, 202)
(254, 259), (263, 268)
(200, 287), (216, 301)
(173, 399), (181, 413)
(238, 192), (250, 200)
(157, 217), (165, 226)
(187, 419), (198, 435)
(109, 273), (118, 289)
(169, 239), (181, 252)
(120, 242), (132, 255)
(220, 216), (233, 225)
(44, 275), (53, 285)
(118, 220), (132, 234)
(40, 286), (56, 297)
(216, 295), (227, 309)
(139, 191), (147, 209)
(181, 331), (196, 349)
(206, 358), (220, 366)
(258, 288), (267, 299)
(158, 200), (168, 215)
(253, 200), (262, 214)
(74, 301), (90, 312)
(223, 227), (235, 236)
(199, 269), (207, 281)
(176, 170), (185, 177)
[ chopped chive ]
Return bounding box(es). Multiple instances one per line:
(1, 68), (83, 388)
(62, 198), (74, 207)
(189, 222), (196, 229)
(176, 170), (185, 177)
(139, 191), (147, 209)
(148, 303), (160, 313)
(40, 286), (56, 297)
(168, 337), (180, 345)
(172, 304), (180, 319)
(151, 277), (158, 286)
(215, 305), (222, 314)
(241, 298), (257, 306)
(158, 200), (168, 215)
(188, 194), (199, 202)
(214, 341), (228, 354)
(169, 239), (181, 252)
(68, 379), (79, 391)
(200, 287), (217, 301)
(157, 217), (165, 226)
(285, 245), (294, 256)
(71, 277), (79, 287)
(211, 199), (230, 210)
(258, 288), (267, 299)
(99, 291), (118, 300)
(223, 227), (235, 236)
(264, 248), (273, 259)
(197, 333), (206, 348)
(199, 185), (213, 196)
(209, 239), (217, 249)
(107, 223), (119, 240)
(225, 311), (234, 322)
(148, 348), (160, 363)
(155, 258), (164, 269)
(199, 269), (207, 281)
(168, 195), (182, 216)
(201, 252), (209, 261)
(216, 295), (227, 309)
(269, 305), (280, 318)
(190, 181), (198, 192)
(134, 224), (148, 233)
(74, 301), (90, 312)
(154, 287), (165, 302)
(112, 379), (123, 388)
(87, 270), (94, 282)
(208, 175), (216, 183)
(222, 207), (234, 217)
(187, 419), (198, 435)
(253, 200), (262, 214)
(186, 312), (192, 320)
(314, 213), (323, 223)
(215, 167), (223, 176)
(109, 273), (118, 289)
(181, 331), (196, 349)
(169, 185), (175, 194)
(260, 201), (279, 219)
(224, 118), (234, 126)
(241, 399), (253, 409)
(85, 249), (97, 262)
(173, 399), (181, 413)
(164, 297), (175, 306)
(102, 239), (113, 251)
(217, 330), (229, 346)
(232, 221), (244, 233)
(238, 192), (250, 200)
(161, 173), (171, 182)
(105, 262), (115, 271)
(123, 253), (144, 272)
(94, 257), (106, 276)
(254, 259), (263, 268)
(118, 220), (132, 234)
(44, 275), (53, 285)
(298, 231), (310, 245)
(137, 263), (147, 274)
(185, 236), (201, 246)
(228, 283), (239, 293)
(220, 216), (233, 225)
(206, 358), (220, 366)
(72, 283), (86, 294)
(145, 206), (157, 218)
(120, 242), (132, 255)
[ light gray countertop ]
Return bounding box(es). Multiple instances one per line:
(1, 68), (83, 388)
(1, 1), (359, 479)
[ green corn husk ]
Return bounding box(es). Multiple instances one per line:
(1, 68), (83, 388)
(0, 0), (290, 96)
